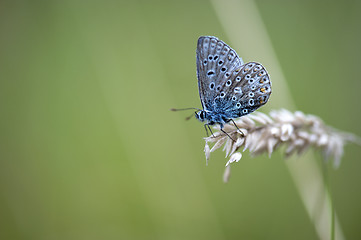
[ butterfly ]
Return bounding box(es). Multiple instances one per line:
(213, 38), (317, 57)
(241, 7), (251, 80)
(173, 36), (271, 139)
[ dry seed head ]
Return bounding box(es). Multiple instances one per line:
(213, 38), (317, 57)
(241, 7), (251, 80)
(203, 109), (361, 182)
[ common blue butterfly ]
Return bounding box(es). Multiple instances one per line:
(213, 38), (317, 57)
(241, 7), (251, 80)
(174, 36), (271, 139)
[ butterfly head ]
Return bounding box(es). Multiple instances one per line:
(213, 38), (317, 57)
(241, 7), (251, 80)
(195, 110), (206, 122)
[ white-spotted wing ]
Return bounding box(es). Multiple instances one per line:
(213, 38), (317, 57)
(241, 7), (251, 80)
(196, 36), (244, 110)
(196, 36), (271, 120)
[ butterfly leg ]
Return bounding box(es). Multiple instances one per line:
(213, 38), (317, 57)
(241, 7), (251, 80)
(204, 124), (216, 138)
(230, 119), (245, 137)
(204, 124), (209, 137)
(220, 124), (236, 142)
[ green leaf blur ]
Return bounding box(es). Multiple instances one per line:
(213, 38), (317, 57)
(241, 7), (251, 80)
(0, 0), (360, 239)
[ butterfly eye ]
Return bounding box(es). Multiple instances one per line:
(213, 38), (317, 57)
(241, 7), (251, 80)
(236, 103), (241, 108)
(232, 96), (237, 101)
(208, 55), (213, 60)
(242, 109), (248, 114)
(220, 92), (226, 98)
(221, 67), (227, 72)
(245, 74), (251, 80)
(236, 76), (241, 82)
(218, 60), (223, 65)
(247, 63), (254, 68)
(249, 99), (254, 106)
(248, 78), (255, 84)
(249, 92), (254, 97)
(251, 85), (256, 90)
(203, 59), (208, 65)
(214, 55), (219, 60)
(226, 80), (232, 86)
(225, 72), (230, 78)
(216, 85), (221, 91)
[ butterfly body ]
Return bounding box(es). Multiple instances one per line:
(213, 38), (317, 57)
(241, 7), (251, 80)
(195, 36), (271, 133)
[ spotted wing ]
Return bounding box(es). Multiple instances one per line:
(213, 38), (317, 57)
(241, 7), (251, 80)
(216, 62), (272, 119)
(196, 36), (244, 110)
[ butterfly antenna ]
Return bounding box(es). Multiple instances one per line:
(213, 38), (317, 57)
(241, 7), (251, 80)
(171, 107), (200, 121)
(185, 112), (196, 121)
(170, 108), (200, 111)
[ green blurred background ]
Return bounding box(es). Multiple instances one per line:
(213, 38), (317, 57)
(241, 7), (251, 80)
(1, 0), (360, 239)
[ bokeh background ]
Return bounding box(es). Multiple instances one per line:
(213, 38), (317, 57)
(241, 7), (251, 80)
(1, 0), (361, 239)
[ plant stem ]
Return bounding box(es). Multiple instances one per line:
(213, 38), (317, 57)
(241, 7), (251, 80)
(322, 163), (335, 240)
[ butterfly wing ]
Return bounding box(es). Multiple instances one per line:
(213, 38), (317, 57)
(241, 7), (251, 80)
(219, 62), (272, 118)
(196, 36), (244, 111)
